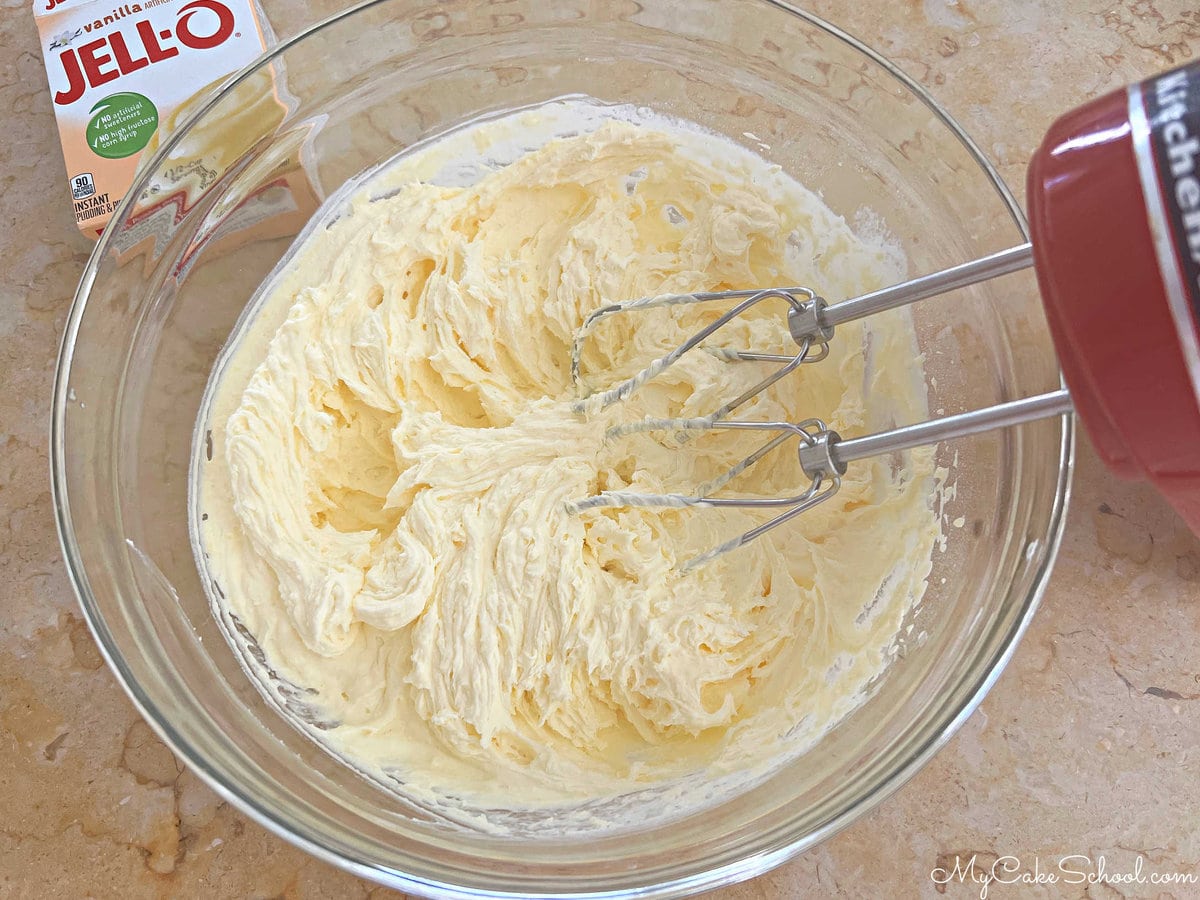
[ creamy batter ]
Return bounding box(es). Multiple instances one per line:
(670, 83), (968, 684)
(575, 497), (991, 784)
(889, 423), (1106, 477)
(194, 102), (940, 829)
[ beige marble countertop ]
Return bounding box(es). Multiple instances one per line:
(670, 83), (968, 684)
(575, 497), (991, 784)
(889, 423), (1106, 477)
(3, 0), (1199, 897)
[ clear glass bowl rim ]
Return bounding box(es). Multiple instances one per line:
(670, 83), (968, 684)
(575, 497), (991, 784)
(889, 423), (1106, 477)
(50, 0), (1075, 896)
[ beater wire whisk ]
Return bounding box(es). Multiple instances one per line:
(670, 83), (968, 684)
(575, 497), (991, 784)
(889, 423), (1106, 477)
(567, 243), (1072, 568)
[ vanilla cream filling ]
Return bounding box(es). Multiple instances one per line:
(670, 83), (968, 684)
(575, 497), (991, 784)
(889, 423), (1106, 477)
(195, 105), (940, 826)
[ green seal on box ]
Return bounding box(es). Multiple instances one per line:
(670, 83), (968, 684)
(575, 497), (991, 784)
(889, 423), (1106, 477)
(86, 92), (159, 160)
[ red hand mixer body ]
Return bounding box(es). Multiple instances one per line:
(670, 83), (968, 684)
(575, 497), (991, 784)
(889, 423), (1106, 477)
(1031, 60), (1200, 532)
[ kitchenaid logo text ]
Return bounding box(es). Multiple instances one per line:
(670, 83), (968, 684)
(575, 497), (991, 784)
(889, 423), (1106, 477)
(930, 854), (1198, 899)
(1145, 63), (1200, 303)
(50, 0), (235, 106)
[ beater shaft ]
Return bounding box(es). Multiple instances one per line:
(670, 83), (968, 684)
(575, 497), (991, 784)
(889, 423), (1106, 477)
(789, 243), (1035, 343)
(833, 387), (1070, 465)
(827, 243), (1033, 327)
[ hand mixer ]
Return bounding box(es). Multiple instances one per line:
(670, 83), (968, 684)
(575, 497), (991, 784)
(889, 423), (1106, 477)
(570, 60), (1200, 567)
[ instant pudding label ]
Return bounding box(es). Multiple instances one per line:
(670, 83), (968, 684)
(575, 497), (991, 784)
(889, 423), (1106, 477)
(34, 0), (274, 237)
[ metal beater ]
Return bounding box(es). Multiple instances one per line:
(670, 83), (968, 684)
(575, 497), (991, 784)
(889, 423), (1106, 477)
(568, 243), (1070, 567)
(566, 58), (1200, 564)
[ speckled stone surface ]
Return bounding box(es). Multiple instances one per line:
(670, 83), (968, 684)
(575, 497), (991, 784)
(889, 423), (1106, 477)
(2, 1), (1199, 897)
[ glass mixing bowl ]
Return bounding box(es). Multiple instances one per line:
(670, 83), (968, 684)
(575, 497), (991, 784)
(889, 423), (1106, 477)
(52, 0), (1072, 895)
